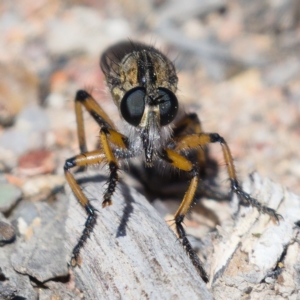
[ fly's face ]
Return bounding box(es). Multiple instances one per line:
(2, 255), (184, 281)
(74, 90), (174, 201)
(100, 41), (179, 129)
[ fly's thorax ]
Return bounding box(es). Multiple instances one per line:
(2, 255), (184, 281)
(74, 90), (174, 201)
(121, 49), (178, 91)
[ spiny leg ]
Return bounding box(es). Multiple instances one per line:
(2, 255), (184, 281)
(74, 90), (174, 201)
(75, 90), (116, 153)
(47, 90), (109, 200)
(67, 90), (129, 265)
(173, 114), (229, 201)
(65, 127), (128, 265)
(64, 150), (106, 266)
(160, 149), (209, 282)
(74, 89), (127, 187)
(174, 133), (282, 221)
(99, 127), (126, 208)
(74, 88), (128, 206)
(65, 124), (129, 264)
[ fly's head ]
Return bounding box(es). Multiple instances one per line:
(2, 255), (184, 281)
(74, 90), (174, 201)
(100, 41), (179, 165)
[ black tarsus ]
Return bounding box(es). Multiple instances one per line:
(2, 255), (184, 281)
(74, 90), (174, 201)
(175, 215), (209, 283)
(71, 203), (97, 266)
(229, 178), (283, 222)
(208, 133), (282, 223)
(102, 161), (119, 207)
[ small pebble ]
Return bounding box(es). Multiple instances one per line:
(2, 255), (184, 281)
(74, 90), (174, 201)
(18, 150), (55, 176)
(10, 200), (39, 227)
(0, 220), (16, 244)
(0, 62), (39, 127)
(0, 183), (22, 213)
(22, 174), (65, 198)
(0, 105), (50, 168)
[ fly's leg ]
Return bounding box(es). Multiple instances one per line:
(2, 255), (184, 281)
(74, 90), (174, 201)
(64, 150), (105, 266)
(66, 90), (129, 265)
(174, 132), (282, 221)
(160, 149), (209, 282)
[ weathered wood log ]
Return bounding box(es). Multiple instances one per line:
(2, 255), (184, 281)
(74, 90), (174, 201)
(1, 171), (299, 299)
(65, 173), (212, 299)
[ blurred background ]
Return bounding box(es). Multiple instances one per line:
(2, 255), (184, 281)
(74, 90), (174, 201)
(0, 0), (300, 210)
(1, 1), (300, 297)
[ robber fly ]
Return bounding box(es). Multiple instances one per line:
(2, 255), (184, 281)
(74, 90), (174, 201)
(64, 41), (281, 282)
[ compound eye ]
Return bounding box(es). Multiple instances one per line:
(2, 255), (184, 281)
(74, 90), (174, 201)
(158, 88), (178, 126)
(120, 87), (146, 126)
